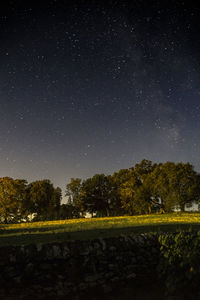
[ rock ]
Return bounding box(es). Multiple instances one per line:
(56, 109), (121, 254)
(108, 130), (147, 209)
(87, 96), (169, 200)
(85, 274), (101, 282)
(4, 266), (18, 278)
(52, 245), (61, 258)
(25, 263), (34, 272)
(14, 276), (21, 283)
(131, 257), (136, 263)
(151, 247), (158, 254)
(99, 238), (106, 250)
(89, 281), (97, 288)
(43, 287), (54, 292)
(39, 263), (51, 271)
(102, 284), (112, 293)
(79, 283), (87, 290)
(37, 244), (42, 252)
(127, 273), (136, 279)
(111, 276), (119, 282)
(9, 254), (16, 263)
(63, 246), (70, 258)
(94, 242), (100, 250)
(46, 248), (53, 259)
(105, 272), (114, 279)
(109, 246), (116, 251)
(108, 264), (115, 270)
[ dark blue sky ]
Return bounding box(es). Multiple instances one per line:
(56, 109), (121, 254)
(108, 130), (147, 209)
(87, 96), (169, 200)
(0, 0), (200, 201)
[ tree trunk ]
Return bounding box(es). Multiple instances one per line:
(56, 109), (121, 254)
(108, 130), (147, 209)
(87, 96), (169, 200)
(106, 207), (110, 217)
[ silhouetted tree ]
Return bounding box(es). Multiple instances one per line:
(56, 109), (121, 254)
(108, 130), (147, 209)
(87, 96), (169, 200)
(81, 174), (113, 217)
(59, 203), (80, 219)
(149, 162), (199, 212)
(119, 171), (140, 215)
(65, 178), (84, 216)
(27, 179), (61, 221)
(0, 177), (27, 223)
(110, 169), (132, 215)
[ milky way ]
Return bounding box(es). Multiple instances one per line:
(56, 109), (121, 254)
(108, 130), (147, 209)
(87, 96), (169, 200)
(0, 1), (200, 201)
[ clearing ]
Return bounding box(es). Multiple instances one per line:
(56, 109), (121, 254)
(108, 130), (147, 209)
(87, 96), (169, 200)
(1, 212), (200, 246)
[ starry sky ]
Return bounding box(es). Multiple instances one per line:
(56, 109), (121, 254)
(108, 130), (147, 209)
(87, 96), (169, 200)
(0, 0), (200, 201)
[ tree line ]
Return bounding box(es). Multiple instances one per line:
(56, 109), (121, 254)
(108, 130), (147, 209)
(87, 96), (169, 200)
(0, 159), (200, 223)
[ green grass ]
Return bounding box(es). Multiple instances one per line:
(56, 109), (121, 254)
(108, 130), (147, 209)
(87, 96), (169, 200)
(1, 212), (200, 246)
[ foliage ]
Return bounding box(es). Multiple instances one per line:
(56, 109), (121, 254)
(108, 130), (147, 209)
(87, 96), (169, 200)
(27, 180), (62, 221)
(151, 162), (199, 212)
(65, 178), (84, 214)
(119, 160), (159, 214)
(119, 171), (140, 214)
(110, 169), (133, 215)
(0, 159), (200, 223)
(158, 230), (200, 298)
(0, 177), (27, 223)
(59, 203), (80, 219)
(134, 159), (157, 182)
(81, 174), (113, 217)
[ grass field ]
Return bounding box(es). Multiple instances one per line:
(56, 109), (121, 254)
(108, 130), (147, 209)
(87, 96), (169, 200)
(1, 212), (200, 246)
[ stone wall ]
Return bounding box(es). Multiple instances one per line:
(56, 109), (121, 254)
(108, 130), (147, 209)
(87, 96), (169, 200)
(0, 233), (160, 299)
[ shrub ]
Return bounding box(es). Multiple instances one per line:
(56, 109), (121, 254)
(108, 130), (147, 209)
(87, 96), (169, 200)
(158, 230), (200, 298)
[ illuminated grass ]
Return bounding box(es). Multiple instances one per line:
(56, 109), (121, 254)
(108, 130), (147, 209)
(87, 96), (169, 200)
(1, 212), (200, 246)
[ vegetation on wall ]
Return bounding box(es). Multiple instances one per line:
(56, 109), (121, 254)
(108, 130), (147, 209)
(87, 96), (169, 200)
(159, 231), (200, 298)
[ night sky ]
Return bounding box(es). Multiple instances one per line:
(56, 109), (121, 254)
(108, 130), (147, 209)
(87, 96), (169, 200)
(0, 0), (200, 201)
